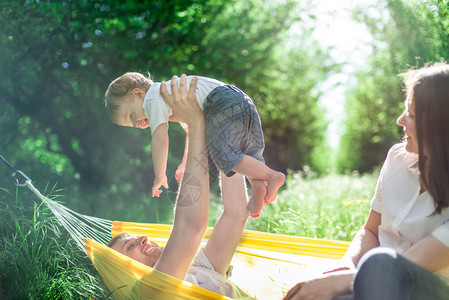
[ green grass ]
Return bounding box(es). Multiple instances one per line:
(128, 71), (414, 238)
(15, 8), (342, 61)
(0, 187), (107, 300)
(0, 171), (378, 299)
(210, 170), (379, 241)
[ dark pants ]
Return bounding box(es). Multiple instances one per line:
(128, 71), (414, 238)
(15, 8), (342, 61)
(335, 247), (449, 300)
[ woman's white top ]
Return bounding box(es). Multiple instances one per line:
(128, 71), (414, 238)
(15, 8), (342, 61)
(371, 143), (449, 282)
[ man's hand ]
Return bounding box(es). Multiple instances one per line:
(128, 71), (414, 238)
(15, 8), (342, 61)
(160, 74), (202, 126)
(152, 175), (169, 197)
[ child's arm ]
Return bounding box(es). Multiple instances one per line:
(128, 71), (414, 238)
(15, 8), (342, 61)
(151, 123), (169, 197)
(175, 125), (189, 183)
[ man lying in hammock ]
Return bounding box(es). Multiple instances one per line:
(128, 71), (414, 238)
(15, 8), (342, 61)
(107, 75), (250, 299)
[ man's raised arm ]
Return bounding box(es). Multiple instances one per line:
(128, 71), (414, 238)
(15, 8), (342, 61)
(154, 75), (210, 279)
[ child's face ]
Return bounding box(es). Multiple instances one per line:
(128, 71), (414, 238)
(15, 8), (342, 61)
(114, 90), (150, 129)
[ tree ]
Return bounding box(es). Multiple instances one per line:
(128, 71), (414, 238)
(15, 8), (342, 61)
(0, 0), (232, 220)
(188, 0), (335, 173)
(337, 0), (449, 173)
(1, 0), (332, 221)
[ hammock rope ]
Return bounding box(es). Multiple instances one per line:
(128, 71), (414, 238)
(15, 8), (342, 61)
(1, 154), (350, 299)
(0, 154), (112, 252)
(0, 153), (32, 186)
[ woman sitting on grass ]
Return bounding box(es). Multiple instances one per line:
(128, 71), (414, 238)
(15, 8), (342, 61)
(285, 63), (449, 300)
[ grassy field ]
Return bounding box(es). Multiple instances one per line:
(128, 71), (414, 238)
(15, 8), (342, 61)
(0, 187), (105, 299)
(210, 169), (379, 241)
(0, 171), (378, 299)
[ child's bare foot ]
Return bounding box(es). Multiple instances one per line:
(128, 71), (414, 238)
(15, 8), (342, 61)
(246, 179), (267, 218)
(264, 171), (285, 205)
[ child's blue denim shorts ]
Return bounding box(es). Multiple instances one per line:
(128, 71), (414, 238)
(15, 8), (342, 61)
(203, 85), (265, 177)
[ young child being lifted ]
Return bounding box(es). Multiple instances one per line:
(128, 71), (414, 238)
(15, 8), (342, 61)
(104, 73), (285, 217)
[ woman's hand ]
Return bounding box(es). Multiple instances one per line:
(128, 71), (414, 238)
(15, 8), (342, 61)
(283, 271), (355, 300)
(284, 278), (336, 300)
(160, 74), (202, 126)
(283, 282), (303, 300)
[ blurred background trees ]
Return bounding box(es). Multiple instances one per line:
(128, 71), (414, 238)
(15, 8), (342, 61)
(1, 0), (448, 222)
(0, 0), (332, 222)
(336, 0), (449, 172)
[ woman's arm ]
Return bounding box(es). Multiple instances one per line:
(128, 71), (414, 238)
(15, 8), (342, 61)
(342, 209), (381, 268)
(403, 234), (449, 272)
(284, 209), (381, 300)
(283, 270), (356, 300)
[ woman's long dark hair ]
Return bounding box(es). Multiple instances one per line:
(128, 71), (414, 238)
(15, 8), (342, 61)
(401, 63), (449, 214)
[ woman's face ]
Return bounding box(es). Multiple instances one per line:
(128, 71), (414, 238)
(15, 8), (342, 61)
(397, 95), (418, 154)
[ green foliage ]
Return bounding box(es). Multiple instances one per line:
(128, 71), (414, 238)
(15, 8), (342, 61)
(256, 43), (334, 173)
(337, 63), (404, 173)
(337, 0), (449, 172)
(0, 188), (106, 299)
(0, 0), (227, 220)
(0, 0), (333, 223)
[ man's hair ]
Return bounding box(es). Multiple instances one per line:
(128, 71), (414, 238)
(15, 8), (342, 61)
(104, 72), (153, 122)
(400, 62), (449, 214)
(107, 232), (132, 248)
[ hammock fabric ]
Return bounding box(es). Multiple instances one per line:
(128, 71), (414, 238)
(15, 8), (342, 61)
(85, 222), (349, 300)
(0, 156), (349, 299)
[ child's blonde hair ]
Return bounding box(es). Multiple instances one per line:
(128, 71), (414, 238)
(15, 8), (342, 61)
(104, 72), (153, 121)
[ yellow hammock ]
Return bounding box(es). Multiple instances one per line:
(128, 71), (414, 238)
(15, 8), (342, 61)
(84, 221), (349, 300)
(3, 161), (349, 300)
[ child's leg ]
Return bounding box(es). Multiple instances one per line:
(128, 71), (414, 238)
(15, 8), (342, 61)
(232, 155), (285, 217)
(203, 173), (249, 275)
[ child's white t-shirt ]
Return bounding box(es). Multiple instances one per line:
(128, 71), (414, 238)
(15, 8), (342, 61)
(143, 76), (225, 134)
